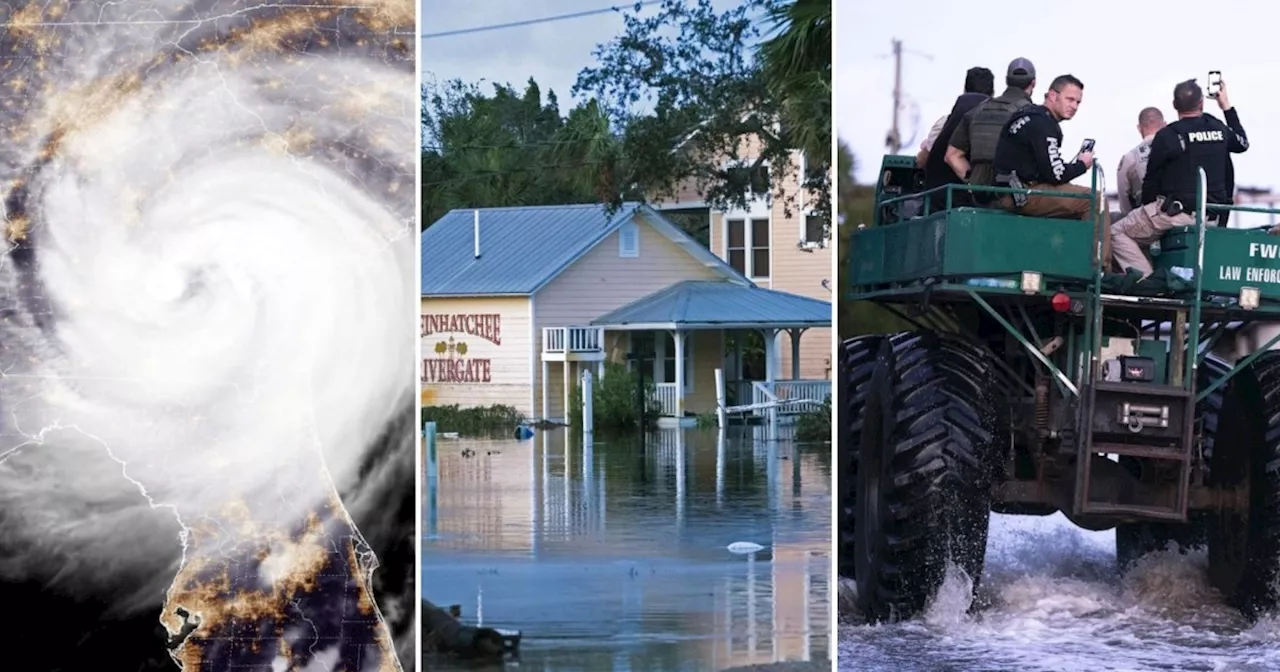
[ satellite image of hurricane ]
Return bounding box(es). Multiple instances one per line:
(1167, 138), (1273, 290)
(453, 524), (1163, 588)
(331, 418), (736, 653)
(0, 1), (418, 670)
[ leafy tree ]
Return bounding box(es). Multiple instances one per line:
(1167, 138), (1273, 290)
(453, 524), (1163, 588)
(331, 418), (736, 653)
(836, 138), (911, 336)
(420, 78), (632, 228)
(574, 0), (831, 226)
(759, 0), (831, 164)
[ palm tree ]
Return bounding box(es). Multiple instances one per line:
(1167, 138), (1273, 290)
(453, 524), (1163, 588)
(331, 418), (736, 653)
(758, 0), (831, 164)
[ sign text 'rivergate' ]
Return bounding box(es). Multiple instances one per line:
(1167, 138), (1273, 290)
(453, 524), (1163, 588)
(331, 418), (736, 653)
(421, 313), (502, 384)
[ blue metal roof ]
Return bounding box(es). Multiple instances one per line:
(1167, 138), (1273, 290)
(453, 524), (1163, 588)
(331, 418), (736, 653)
(591, 280), (832, 329)
(421, 203), (642, 296)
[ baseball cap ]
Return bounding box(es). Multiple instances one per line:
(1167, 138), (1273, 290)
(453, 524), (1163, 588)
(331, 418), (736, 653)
(1007, 57), (1036, 84)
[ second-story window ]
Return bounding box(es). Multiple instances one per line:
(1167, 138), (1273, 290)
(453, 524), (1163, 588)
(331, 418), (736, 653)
(804, 214), (825, 245)
(727, 218), (770, 279)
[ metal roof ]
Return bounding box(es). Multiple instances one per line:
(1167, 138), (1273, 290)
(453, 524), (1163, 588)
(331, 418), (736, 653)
(421, 203), (643, 296)
(591, 280), (832, 330)
(421, 203), (745, 296)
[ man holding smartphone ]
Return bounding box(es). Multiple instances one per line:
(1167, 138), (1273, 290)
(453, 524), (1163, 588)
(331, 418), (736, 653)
(1111, 77), (1249, 277)
(990, 74), (1103, 219)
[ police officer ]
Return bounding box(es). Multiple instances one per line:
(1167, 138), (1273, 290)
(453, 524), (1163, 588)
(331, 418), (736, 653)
(917, 67), (995, 169)
(922, 67), (994, 210)
(945, 58), (1036, 202)
(1112, 78), (1249, 277)
(990, 74), (1104, 219)
(1116, 107), (1166, 217)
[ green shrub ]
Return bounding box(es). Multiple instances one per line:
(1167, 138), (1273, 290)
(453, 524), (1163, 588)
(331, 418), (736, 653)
(794, 395), (831, 443)
(568, 361), (663, 431)
(421, 404), (525, 437)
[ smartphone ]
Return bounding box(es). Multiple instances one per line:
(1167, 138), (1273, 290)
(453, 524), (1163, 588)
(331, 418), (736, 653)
(1079, 139), (1095, 154)
(1208, 71), (1222, 98)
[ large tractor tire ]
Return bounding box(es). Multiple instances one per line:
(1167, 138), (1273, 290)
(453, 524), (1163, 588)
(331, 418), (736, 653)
(1115, 355), (1229, 571)
(838, 335), (883, 580)
(852, 330), (1004, 623)
(1206, 351), (1280, 620)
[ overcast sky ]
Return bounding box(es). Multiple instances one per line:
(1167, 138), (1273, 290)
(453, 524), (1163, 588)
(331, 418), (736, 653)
(838, 0), (1280, 226)
(420, 0), (745, 115)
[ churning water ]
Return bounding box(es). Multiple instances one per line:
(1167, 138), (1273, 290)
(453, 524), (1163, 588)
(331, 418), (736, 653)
(840, 512), (1279, 671)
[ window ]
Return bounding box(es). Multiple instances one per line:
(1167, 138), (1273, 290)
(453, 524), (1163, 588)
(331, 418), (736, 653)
(799, 151), (829, 246)
(727, 218), (770, 279)
(751, 219), (770, 278)
(803, 213), (827, 246)
(630, 332), (656, 370)
(619, 222), (639, 258)
(628, 332), (692, 392)
(802, 150), (827, 183)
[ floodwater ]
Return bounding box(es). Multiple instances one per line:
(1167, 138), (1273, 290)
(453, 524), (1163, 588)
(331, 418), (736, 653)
(422, 426), (831, 671)
(839, 512), (1280, 671)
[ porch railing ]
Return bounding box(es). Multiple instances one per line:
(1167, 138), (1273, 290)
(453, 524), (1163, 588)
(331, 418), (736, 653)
(542, 326), (604, 354)
(654, 383), (679, 417)
(750, 380), (831, 416)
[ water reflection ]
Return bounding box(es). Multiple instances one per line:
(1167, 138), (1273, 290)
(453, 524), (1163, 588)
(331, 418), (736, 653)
(422, 426), (831, 671)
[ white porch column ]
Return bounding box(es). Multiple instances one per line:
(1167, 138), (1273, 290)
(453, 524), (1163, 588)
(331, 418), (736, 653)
(673, 329), (686, 417)
(762, 328), (778, 385)
(597, 359), (604, 381)
(541, 360), (550, 421)
(762, 328), (778, 430)
(563, 361), (572, 425)
(789, 328), (806, 380)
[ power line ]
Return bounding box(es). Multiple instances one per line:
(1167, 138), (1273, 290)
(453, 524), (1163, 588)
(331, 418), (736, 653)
(420, 0), (665, 40)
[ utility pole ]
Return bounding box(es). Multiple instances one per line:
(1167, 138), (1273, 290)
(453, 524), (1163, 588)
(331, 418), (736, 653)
(886, 38), (903, 154)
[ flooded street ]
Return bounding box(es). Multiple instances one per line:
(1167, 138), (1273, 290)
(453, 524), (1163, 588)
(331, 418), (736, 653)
(839, 512), (1280, 671)
(423, 426), (832, 671)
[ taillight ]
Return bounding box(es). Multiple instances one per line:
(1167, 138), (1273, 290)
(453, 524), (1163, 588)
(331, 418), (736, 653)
(1051, 292), (1071, 313)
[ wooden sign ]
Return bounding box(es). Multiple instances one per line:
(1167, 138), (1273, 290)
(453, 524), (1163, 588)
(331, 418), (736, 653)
(421, 314), (501, 384)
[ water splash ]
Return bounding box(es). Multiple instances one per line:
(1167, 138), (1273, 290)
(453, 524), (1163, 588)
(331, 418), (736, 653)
(840, 513), (1280, 671)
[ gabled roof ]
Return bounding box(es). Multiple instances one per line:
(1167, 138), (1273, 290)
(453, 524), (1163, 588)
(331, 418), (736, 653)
(591, 280), (831, 330)
(420, 203), (746, 296)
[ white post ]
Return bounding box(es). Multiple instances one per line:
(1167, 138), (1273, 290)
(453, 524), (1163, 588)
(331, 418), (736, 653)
(764, 329), (778, 434)
(473, 209), (480, 258)
(582, 369), (594, 435)
(563, 361), (572, 426)
(673, 329), (685, 418)
(541, 360), (550, 422)
(715, 367), (727, 428)
(790, 328), (804, 380)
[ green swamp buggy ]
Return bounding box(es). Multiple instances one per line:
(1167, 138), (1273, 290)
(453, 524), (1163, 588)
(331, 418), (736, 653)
(840, 155), (1280, 623)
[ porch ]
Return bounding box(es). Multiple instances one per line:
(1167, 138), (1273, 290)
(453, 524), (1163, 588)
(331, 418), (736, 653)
(538, 280), (831, 423)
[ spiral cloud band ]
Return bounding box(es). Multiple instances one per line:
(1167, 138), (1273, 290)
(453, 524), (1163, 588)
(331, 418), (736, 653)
(0, 1), (416, 669)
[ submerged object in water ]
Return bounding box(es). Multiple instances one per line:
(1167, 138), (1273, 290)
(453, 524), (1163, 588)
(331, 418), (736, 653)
(727, 541), (765, 554)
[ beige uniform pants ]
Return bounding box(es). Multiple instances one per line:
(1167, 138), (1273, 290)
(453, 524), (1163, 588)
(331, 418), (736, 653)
(1110, 198), (1193, 277)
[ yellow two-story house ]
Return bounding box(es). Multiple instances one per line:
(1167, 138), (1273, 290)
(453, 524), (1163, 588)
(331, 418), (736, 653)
(420, 203), (831, 425)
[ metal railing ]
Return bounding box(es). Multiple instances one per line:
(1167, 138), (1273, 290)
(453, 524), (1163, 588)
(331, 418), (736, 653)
(749, 380), (831, 416)
(542, 326), (605, 354)
(654, 383), (679, 416)
(874, 165), (1104, 228)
